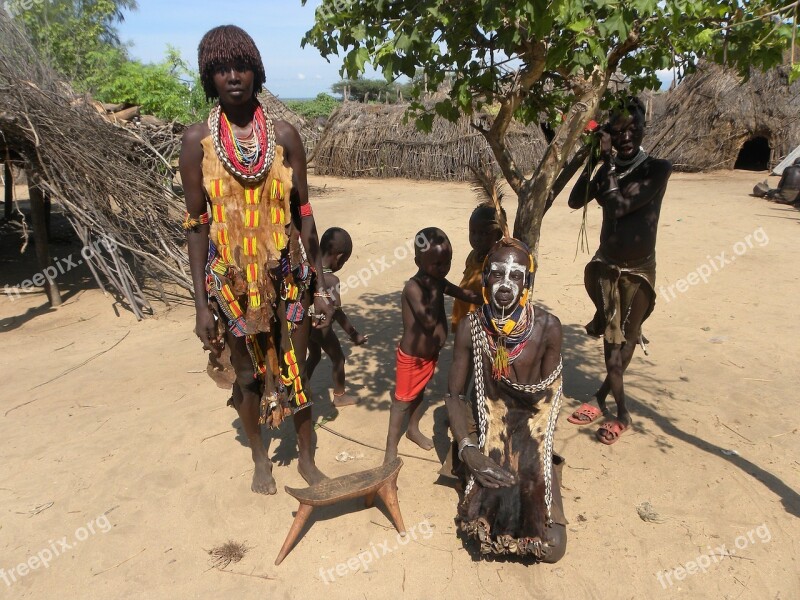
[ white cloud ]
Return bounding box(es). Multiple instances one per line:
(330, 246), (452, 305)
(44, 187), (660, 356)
(315, 74), (322, 79)
(297, 73), (307, 80)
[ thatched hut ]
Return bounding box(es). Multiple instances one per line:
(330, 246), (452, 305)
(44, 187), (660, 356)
(258, 89), (318, 157)
(640, 89), (669, 125)
(647, 60), (800, 172)
(312, 101), (549, 181)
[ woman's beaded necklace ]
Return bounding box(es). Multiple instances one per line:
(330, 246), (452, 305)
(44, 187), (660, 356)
(210, 101), (275, 183)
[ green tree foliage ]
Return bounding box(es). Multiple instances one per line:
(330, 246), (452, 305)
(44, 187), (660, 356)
(10, 1), (210, 124)
(286, 93), (341, 119)
(81, 45), (212, 123)
(302, 0), (797, 251)
(12, 0), (138, 82)
(331, 77), (413, 102)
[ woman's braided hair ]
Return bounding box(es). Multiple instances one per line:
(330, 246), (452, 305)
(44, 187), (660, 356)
(198, 25), (266, 100)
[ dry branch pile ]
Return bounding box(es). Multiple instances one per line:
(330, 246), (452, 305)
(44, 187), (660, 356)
(312, 101), (549, 181)
(91, 102), (186, 168)
(647, 59), (800, 172)
(0, 13), (192, 317)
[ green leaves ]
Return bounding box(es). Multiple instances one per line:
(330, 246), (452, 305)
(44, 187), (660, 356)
(303, 0), (795, 202)
(597, 10), (628, 38)
(790, 64), (800, 85)
(414, 111), (435, 133)
(694, 28), (716, 46)
(79, 45), (211, 123)
(567, 18), (593, 33)
(342, 47), (371, 79)
(285, 94), (341, 119)
(300, 0), (795, 250)
(303, 0), (794, 127)
(15, 0), (137, 82)
(13, 0), (208, 123)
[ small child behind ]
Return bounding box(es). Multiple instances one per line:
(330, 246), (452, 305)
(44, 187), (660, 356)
(384, 227), (480, 463)
(307, 228), (367, 408)
(451, 203), (505, 328)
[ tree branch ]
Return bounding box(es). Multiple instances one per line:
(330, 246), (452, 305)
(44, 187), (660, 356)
(477, 40), (548, 193)
(608, 24), (643, 69)
(545, 143), (593, 212)
(474, 110), (523, 194)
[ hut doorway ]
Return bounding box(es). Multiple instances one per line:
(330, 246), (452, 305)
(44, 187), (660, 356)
(734, 136), (771, 171)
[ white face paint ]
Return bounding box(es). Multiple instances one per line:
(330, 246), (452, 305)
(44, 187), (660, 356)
(489, 255), (527, 311)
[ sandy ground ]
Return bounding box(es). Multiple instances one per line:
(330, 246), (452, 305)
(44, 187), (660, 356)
(1, 169), (799, 599)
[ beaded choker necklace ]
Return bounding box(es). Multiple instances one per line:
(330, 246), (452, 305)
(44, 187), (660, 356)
(478, 302), (536, 379)
(210, 102), (275, 183)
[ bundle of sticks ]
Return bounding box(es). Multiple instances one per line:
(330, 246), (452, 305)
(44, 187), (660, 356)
(0, 13), (192, 318)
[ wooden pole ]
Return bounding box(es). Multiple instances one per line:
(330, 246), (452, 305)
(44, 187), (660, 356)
(44, 190), (51, 239)
(791, 4), (797, 67)
(3, 160), (11, 221)
(28, 175), (62, 307)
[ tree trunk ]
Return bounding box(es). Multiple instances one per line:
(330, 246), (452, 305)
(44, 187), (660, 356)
(513, 69), (609, 259)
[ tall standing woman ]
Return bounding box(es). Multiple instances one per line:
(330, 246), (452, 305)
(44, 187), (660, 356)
(180, 26), (332, 494)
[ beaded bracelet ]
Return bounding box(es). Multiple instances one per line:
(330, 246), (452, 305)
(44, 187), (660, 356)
(182, 211), (209, 231)
(299, 203), (313, 218)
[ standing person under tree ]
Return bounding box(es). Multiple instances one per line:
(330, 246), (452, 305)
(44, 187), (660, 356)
(179, 25), (333, 494)
(566, 97), (672, 444)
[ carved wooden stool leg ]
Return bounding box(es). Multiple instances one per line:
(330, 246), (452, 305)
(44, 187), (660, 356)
(364, 491), (377, 508)
(375, 474), (406, 535)
(274, 503), (314, 566)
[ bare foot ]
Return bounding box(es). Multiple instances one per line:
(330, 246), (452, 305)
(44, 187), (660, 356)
(252, 460), (277, 495)
(384, 446), (398, 464)
(298, 458), (327, 486)
(333, 393), (359, 408)
(406, 427), (434, 451)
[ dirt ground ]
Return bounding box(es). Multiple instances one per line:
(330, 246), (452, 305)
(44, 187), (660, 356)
(1, 169), (798, 599)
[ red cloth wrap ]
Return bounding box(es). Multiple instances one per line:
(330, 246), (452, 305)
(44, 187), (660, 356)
(394, 347), (437, 402)
(299, 202), (313, 217)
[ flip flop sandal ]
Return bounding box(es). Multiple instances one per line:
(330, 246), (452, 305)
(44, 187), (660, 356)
(567, 403), (605, 425)
(596, 420), (629, 445)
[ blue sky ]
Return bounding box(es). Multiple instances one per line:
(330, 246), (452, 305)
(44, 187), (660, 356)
(116, 0), (347, 99)
(117, 1), (672, 99)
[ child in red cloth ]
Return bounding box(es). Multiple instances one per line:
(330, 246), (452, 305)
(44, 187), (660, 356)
(384, 228), (480, 463)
